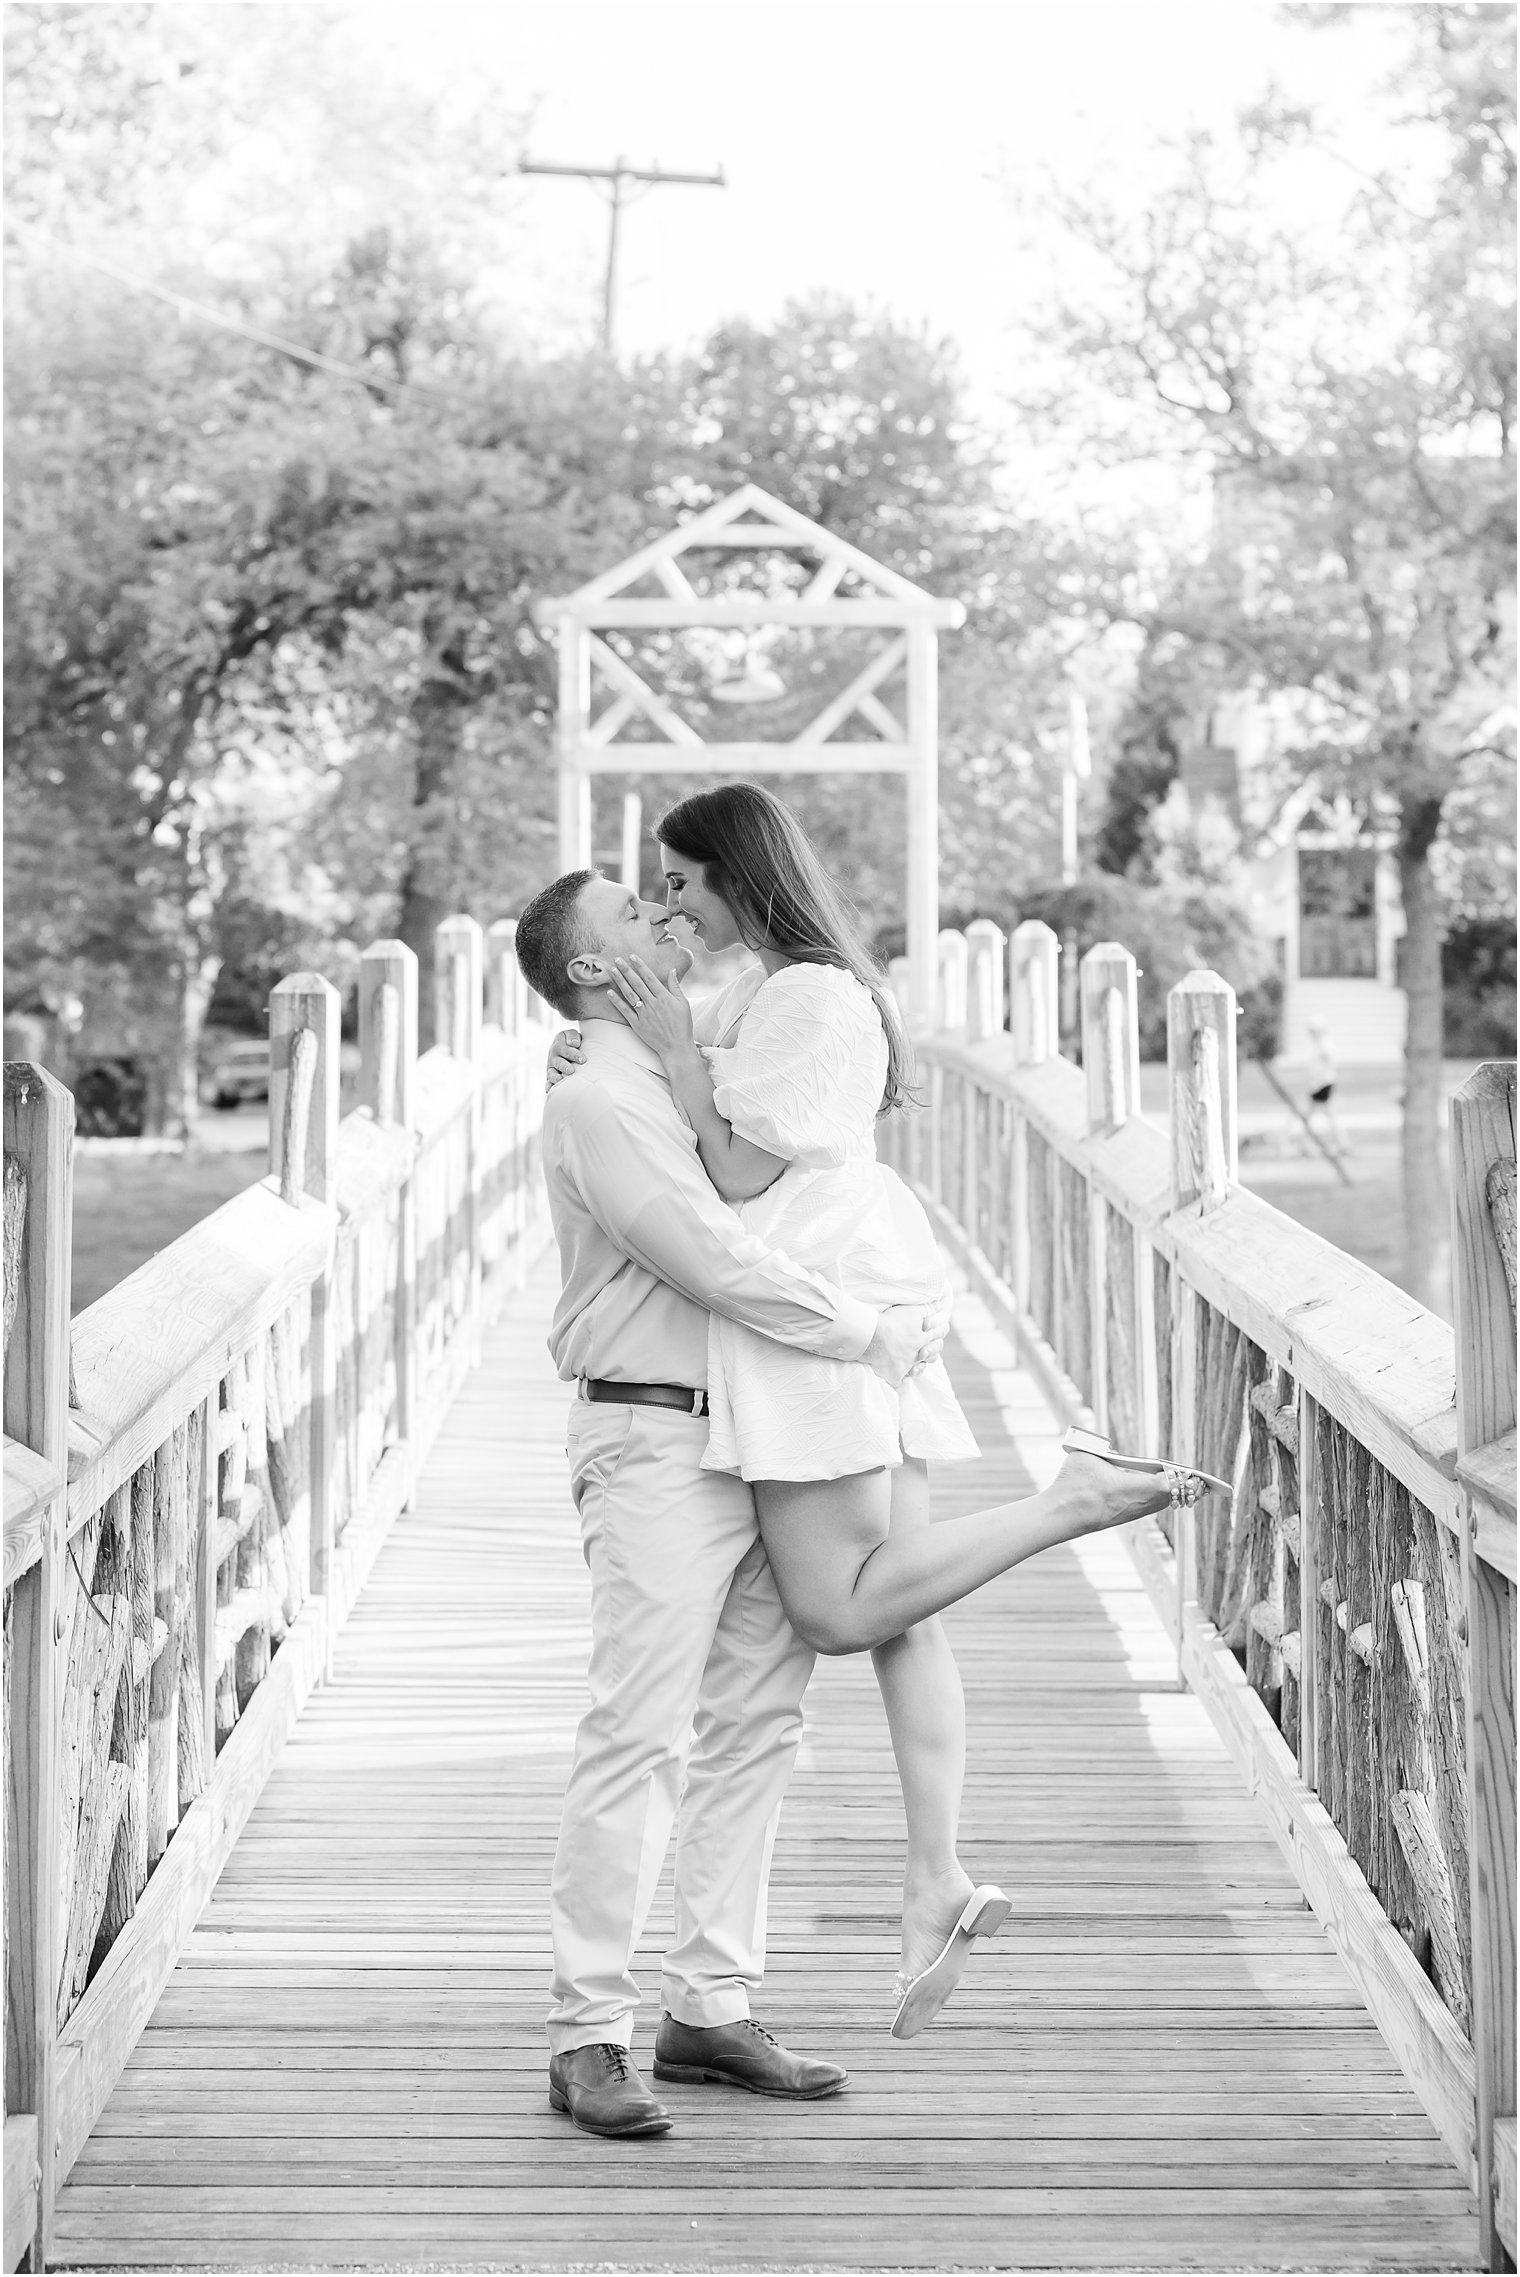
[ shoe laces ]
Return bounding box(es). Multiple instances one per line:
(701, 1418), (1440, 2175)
(740, 2018), (780, 2049)
(595, 2044), (632, 2080)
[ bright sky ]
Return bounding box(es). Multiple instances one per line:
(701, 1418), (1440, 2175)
(350, 0), (1409, 398)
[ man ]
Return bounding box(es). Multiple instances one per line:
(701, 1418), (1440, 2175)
(514, 869), (941, 2140)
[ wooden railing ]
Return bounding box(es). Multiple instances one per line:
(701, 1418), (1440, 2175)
(884, 921), (1517, 2268)
(2, 917), (550, 2269)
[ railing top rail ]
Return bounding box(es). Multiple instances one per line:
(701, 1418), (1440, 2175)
(58, 969), (553, 1539)
(908, 1024), (1465, 1540)
(3, 1433), (64, 1584)
(65, 1177), (334, 1533)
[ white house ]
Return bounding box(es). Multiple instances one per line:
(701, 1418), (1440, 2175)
(1191, 693), (1407, 1066)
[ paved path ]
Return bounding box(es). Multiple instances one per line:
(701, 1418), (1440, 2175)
(52, 1254), (1478, 2269)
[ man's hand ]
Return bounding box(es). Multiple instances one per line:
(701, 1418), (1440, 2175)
(862, 1295), (950, 1388)
(545, 1028), (585, 1092)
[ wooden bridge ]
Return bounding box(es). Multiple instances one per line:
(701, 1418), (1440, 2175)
(4, 914), (1515, 2271)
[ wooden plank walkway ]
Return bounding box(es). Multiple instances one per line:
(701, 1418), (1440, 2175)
(53, 1252), (1479, 2270)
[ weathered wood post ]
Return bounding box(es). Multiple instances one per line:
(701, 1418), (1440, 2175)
(1010, 923), (1059, 1070)
(1297, 1392), (1324, 1795)
(435, 914), (484, 1069)
(927, 931), (966, 1209)
(358, 943), (418, 1500)
(435, 917), (484, 1361)
(937, 928), (968, 1032)
(886, 955), (912, 1029)
(269, 977), (341, 1641)
(1080, 945), (1143, 1442)
(933, 928), (966, 1214)
(1009, 921), (1060, 1322)
(146, 1430), (190, 1871)
(1167, 972), (1239, 1653)
(885, 957), (915, 1186)
(1167, 970), (1238, 1213)
(1080, 945), (1141, 1134)
(964, 920), (1006, 1267)
(1449, 1062), (1517, 2268)
(487, 920), (528, 1287)
(965, 920), (1005, 1043)
(486, 920), (527, 1042)
(196, 1399), (221, 1778)
(3, 1062), (74, 2266)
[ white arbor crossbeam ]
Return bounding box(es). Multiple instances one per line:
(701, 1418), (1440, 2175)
(586, 635), (702, 747)
(536, 484), (959, 1026)
(793, 635), (908, 748)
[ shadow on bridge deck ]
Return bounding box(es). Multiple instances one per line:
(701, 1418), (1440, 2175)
(51, 1253), (1478, 2271)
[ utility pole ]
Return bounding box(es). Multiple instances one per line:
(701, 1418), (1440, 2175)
(519, 156), (726, 356)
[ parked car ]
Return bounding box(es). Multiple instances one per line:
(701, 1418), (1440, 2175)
(207, 1038), (270, 1109)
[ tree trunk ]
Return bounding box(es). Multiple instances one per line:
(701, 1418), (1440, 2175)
(397, 651), (471, 1049)
(397, 866), (448, 1052)
(140, 1054), (170, 1139)
(1398, 800), (1447, 1312)
(167, 954), (221, 1143)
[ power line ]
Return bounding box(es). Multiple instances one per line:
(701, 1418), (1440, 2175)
(519, 155), (725, 355)
(22, 237), (468, 409)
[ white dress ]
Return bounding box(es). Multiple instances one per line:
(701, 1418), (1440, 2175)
(696, 962), (980, 1484)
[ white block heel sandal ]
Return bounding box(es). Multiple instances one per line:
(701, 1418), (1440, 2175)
(890, 1884), (1013, 2041)
(1061, 1426), (1232, 1503)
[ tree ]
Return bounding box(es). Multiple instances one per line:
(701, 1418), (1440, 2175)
(7, 0), (1112, 1117)
(5, 320), (342, 1116)
(1007, 3), (1516, 1302)
(3, 252), (686, 1097)
(601, 299), (1087, 928)
(3, 3), (550, 1112)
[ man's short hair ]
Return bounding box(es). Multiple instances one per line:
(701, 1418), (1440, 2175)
(515, 869), (597, 1021)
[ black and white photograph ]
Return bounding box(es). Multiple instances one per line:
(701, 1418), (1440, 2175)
(2, 2), (1516, 2270)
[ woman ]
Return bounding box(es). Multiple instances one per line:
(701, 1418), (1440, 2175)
(548, 784), (1219, 2035)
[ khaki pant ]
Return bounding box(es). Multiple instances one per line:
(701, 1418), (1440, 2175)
(547, 1397), (815, 2055)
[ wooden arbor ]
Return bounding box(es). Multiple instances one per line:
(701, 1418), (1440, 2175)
(533, 483), (964, 1030)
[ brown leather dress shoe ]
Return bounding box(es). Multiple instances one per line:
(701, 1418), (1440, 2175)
(652, 2014), (846, 2099)
(548, 2043), (672, 2136)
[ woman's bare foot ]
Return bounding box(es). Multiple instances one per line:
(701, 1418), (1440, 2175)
(899, 1861), (976, 1986)
(1053, 1449), (1179, 1536)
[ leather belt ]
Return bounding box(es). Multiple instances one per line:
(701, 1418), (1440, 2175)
(583, 1377), (710, 1418)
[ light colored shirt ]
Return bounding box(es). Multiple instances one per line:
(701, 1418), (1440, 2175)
(542, 1020), (879, 1389)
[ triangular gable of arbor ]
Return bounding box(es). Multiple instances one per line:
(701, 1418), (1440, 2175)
(543, 485), (953, 1029)
(535, 484), (964, 626)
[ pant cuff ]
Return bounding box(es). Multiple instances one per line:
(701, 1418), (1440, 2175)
(659, 1979), (752, 2030)
(547, 2017), (635, 2057)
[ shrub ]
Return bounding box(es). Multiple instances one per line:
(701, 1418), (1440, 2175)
(1442, 917), (1517, 1056)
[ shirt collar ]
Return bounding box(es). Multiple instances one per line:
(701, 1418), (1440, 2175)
(579, 1020), (667, 1081)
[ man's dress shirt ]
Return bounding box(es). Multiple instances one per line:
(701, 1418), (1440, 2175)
(543, 1020), (878, 1391)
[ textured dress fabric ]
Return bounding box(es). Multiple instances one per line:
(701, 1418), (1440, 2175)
(697, 963), (980, 1483)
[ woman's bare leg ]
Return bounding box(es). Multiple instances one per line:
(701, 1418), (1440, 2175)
(754, 1460), (977, 1982)
(754, 1452), (1173, 1658)
(868, 1462), (979, 1981)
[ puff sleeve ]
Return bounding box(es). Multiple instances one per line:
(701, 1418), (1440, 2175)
(709, 967), (886, 1168)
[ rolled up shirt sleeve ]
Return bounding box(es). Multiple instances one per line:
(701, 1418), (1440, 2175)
(556, 1081), (878, 1361)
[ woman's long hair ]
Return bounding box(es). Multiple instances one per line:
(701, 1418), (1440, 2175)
(656, 782), (915, 1114)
